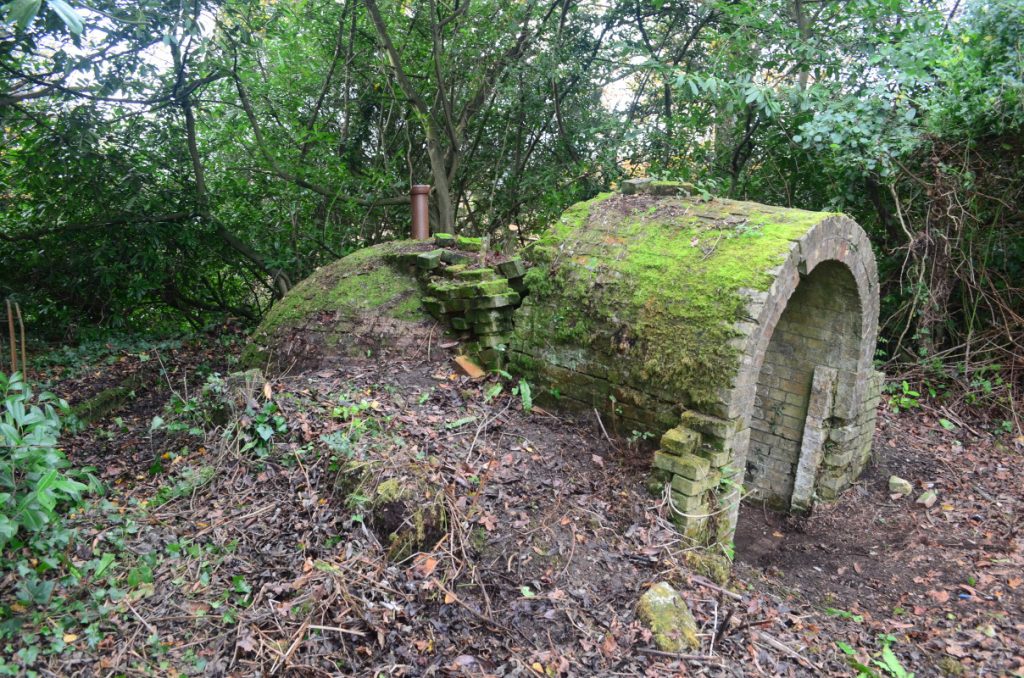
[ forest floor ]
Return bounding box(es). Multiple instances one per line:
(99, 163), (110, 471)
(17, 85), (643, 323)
(4, 330), (1022, 677)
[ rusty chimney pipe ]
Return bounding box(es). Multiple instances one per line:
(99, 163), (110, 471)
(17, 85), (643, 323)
(410, 184), (430, 240)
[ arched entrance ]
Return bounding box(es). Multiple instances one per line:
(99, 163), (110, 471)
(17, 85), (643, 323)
(746, 260), (863, 509)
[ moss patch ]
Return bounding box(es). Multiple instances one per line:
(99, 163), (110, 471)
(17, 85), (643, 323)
(515, 194), (830, 407)
(257, 242), (428, 336)
(368, 475), (446, 561)
(682, 551), (732, 586)
(243, 241), (434, 369)
(72, 370), (152, 424)
(637, 581), (700, 652)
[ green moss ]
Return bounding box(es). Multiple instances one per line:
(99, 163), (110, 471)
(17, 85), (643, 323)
(392, 293), (426, 321)
(260, 253), (423, 332)
(72, 371), (150, 424)
(470, 526), (489, 552)
(682, 551), (732, 586)
(369, 475), (447, 561)
(243, 241), (432, 367)
(374, 478), (404, 503)
(937, 657), (965, 676)
(637, 582), (700, 652)
(239, 342), (269, 369)
(515, 195), (829, 407)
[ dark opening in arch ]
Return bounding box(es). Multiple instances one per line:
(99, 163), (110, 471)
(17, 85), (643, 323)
(745, 260), (863, 507)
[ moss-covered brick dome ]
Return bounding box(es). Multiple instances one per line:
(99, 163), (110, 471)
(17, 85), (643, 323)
(510, 180), (882, 545)
(242, 235), (527, 373)
(242, 241), (435, 370)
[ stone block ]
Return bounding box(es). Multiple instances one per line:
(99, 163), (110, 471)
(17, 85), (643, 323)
(472, 333), (507, 349)
(637, 582), (700, 652)
(450, 316), (469, 331)
(653, 451), (710, 481)
(822, 445), (855, 469)
(442, 264), (469, 278)
(422, 297), (444, 317)
(441, 250), (472, 265)
(679, 410), (741, 448)
(475, 279), (513, 296)
(428, 281), (477, 299)
(496, 258), (527, 278)
(471, 293), (520, 310)
(695, 445), (730, 469)
(416, 249), (444, 269)
(467, 309), (506, 323)
(456, 267), (498, 281)
(827, 423), (860, 444)
(434, 233), (455, 246)
(473, 318), (512, 334)
(477, 347), (506, 367)
(670, 470), (720, 496)
(660, 426), (700, 456)
(671, 511), (709, 540)
(816, 473), (849, 500)
(670, 490), (706, 513)
(455, 235), (483, 252)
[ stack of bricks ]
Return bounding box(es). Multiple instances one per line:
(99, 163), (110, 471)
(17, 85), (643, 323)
(406, 234), (527, 369)
(652, 419), (724, 540)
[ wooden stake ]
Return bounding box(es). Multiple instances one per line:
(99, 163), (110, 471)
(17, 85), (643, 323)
(15, 303), (26, 381)
(6, 299), (16, 374)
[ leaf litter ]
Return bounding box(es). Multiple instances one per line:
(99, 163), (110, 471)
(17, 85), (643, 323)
(4, 330), (1021, 676)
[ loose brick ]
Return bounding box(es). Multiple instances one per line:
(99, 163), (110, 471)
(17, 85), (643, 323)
(456, 267), (498, 281)
(471, 293), (520, 309)
(455, 235), (484, 252)
(496, 258), (527, 278)
(654, 451), (710, 481)
(660, 426), (700, 455)
(416, 249), (444, 269)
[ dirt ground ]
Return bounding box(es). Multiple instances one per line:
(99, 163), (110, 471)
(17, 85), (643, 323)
(735, 407), (1023, 675)
(6, 330), (1022, 676)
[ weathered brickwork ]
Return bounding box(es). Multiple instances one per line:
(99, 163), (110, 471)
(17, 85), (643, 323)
(254, 179), (883, 556)
(513, 180), (882, 548)
(747, 260), (863, 507)
(395, 236), (527, 370)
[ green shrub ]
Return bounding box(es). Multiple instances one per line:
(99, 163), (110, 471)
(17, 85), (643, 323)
(0, 372), (90, 552)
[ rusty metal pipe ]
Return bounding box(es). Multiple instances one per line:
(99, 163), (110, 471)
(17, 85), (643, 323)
(410, 184), (431, 240)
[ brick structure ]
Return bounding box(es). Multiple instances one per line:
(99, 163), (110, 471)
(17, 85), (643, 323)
(246, 179), (882, 551)
(510, 180), (882, 547)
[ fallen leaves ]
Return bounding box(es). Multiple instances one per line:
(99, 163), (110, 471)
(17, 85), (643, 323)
(411, 554), (439, 578)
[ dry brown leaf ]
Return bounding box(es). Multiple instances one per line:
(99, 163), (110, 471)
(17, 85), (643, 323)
(412, 554), (439, 577)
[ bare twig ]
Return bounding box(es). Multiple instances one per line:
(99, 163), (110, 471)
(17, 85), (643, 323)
(690, 575), (742, 601)
(754, 631), (821, 671)
(593, 408), (612, 442)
